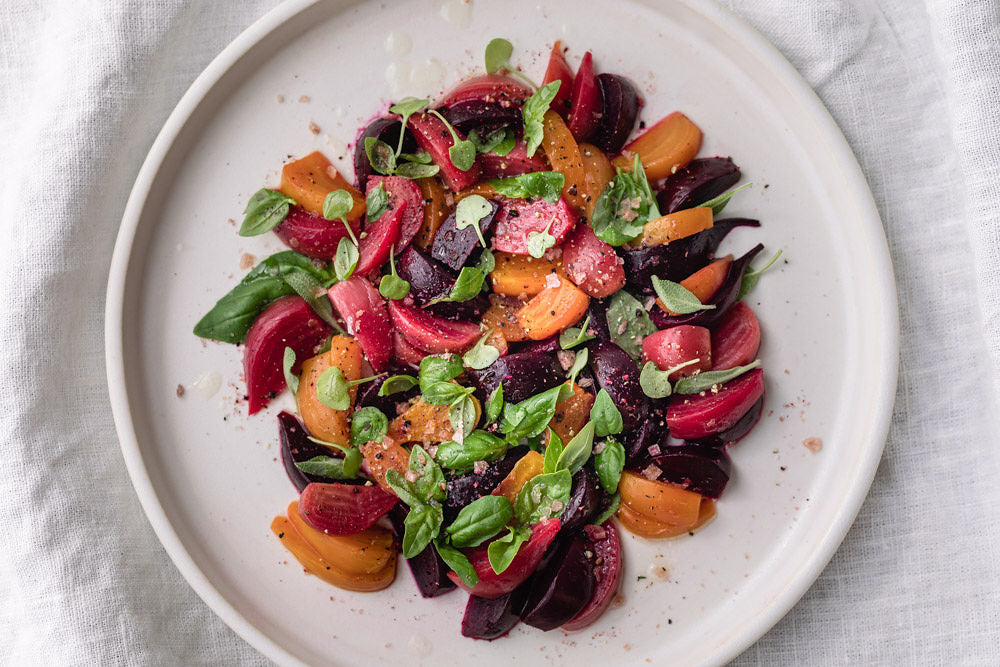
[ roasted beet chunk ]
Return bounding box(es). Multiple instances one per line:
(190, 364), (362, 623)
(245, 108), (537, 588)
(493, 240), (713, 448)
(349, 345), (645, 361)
(431, 199), (500, 271)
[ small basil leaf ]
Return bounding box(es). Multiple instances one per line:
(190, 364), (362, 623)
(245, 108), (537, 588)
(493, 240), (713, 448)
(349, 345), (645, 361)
(350, 406), (388, 446)
(316, 366), (351, 410)
(593, 437), (625, 494)
(651, 276), (714, 314)
(501, 383), (566, 441)
(408, 445), (447, 503)
(591, 492), (621, 526)
(394, 161), (440, 179)
(446, 495), (513, 548)
(542, 428), (563, 475)
(590, 155), (658, 246)
(485, 384), (504, 424)
(379, 374), (418, 396)
(364, 136), (397, 176)
(567, 347), (588, 385)
(323, 189), (355, 222)
(513, 469), (572, 525)
(448, 395), (477, 444)
(488, 172), (564, 204)
(436, 430), (508, 473)
(388, 96), (429, 119)
(492, 129), (517, 156)
(435, 538), (478, 586)
(455, 195), (492, 248)
(700, 182), (751, 215)
(366, 184), (388, 222)
(449, 139), (477, 172)
(590, 389), (624, 437)
(522, 80), (561, 158)
(639, 361), (674, 399)
(739, 249), (783, 300)
(440, 266), (488, 303)
(525, 220), (556, 259)
(559, 315), (595, 350)
(418, 354), (465, 391)
(487, 525), (530, 574)
(239, 188), (296, 237)
(421, 381), (470, 407)
(606, 289), (657, 361)
(282, 347), (299, 396)
(462, 331), (501, 370)
(385, 469), (423, 508)
(333, 237), (359, 281)
(672, 360), (761, 395)
(484, 37), (514, 74)
(379, 247), (410, 300)
(281, 269), (340, 331)
(399, 151), (433, 164)
(556, 420), (595, 474)
(402, 504), (443, 558)
(294, 455), (355, 480)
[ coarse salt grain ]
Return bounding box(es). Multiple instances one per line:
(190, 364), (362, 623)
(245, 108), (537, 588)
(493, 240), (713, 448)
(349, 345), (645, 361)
(556, 349), (576, 370)
(641, 464), (662, 480)
(473, 460), (488, 474)
(545, 272), (561, 289)
(404, 470), (420, 483)
(647, 444), (661, 457)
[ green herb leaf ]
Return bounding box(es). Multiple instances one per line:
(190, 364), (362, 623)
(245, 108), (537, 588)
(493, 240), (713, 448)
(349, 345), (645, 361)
(739, 249), (783, 300)
(419, 354), (465, 392)
(402, 504), (443, 558)
(488, 172), (565, 204)
(316, 366), (351, 410)
(365, 184), (388, 222)
(591, 492), (621, 526)
(449, 139), (477, 172)
(449, 395), (477, 444)
(394, 161), (440, 179)
(305, 436), (362, 478)
(281, 269), (340, 331)
(388, 98), (429, 155)
(566, 347), (589, 385)
(606, 289), (658, 361)
(455, 194), (493, 248)
(323, 189), (355, 222)
(436, 430), (508, 473)
(434, 538), (478, 586)
(385, 469), (424, 508)
(447, 495), (513, 548)
(282, 347), (299, 396)
(422, 381), (471, 406)
(485, 384), (504, 424)
(673, 360), (761, 395)
(525, 219), (556, 258)
(350, 406), (388, 446)
(590, 389), (624, 437)
(463, 331), (501, 370)
(364, 136), (397, 176)
(470, 127), (516, 156)
(487, 525), (530, 574)
(542, 428), (563, 474)
(556, 421), (595, 474)
(333, 237), (359, 281)
(593, 437), (625, 493)
(559, 316), (595, 350)
(239, 188), (297, 237)
(441, 265), (489, 302)
(399, 151), (433, 164)
(379, 246), (411, 300)
(522, 80), (561, 158)
(639, 361), (673, 398)
(294, 455), (357, 480)
(379, 374), (418, 396)
(513, 469), (572, 525)
(408, 444), (447, 503)
(651, 276), (714, 314)
(501, 383), (569, 441)
(590, 155), (659, 246)
(484, 37), (514, 74)
(700, 182), (751, 215)
(492, 129), (516, 156)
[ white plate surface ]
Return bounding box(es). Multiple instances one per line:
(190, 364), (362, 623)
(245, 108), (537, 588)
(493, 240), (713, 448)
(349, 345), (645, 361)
(106, 0), (898, 664)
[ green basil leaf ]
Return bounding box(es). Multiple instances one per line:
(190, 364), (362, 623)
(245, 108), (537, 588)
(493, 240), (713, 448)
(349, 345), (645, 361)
(409, 444), (447, 503)
(501, 383), (567, 441)
(639, 361), (674, 399)
(385, 469), (424, 508)
(379, 247), (410, 300)
(436, 430), (508, 472)
(440, 266), (488, 303)
(590, 389), (624, 437)
(323, 189), (355, 222)
(379, 374), (418, 396)
(282, 347), (299, 396)
(477, 248), (496, 273)
(294, 455), (355, 480)
(591, 492), (621, 526)
(449, 395), (477, 444)
(556, 421), (595, 474)
(566, 347), (588, 385)
(402, 504), (443, 558)
(485, 384), (504, 424)
(525, 220), (556, 259)
(281, 268), (341, 331)
(469, 127), (516, 156)
(590, 155), (658, 246)
(492, 129), (517, 156)
(455, 195), (492, 248)
(350, 406), (388, 446)
(365, 184), (388, 222)
(463, 331), (501, 370)
(419, 354), (465, 391)
(419, 381), (467, 407)
(632, 153), (661, 219)
(559, 316), (595, 350)
(435, 538), (478, 586)
(446, 495), (513, 548)
(593, 437), (626, 494)
(651, 276), (714, 314)
(449, 139), (477, 172)
(399, 150), (433, 164)
(484, 37), (514, 73)
(522, 80), (561, 158)
(239, 188), (297, 237)
(333, 237), (359, 281)
(513, 469), (572, 525)
(542, 428), (563, 474)
(316, 366), (351, 410)
(606, 289), (657, 361)
(394, 161), (440, 179)
(673, 360), (761, 395)
(738, 249), (783, 300)
(699, 182), (751, 215)
(364, 136), (397, 176)
(488, 172), (564, 204)
(487, 524), (530, 574)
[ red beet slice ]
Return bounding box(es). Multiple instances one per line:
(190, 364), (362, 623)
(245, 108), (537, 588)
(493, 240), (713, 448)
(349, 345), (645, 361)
(387, 505), (457, 598)
(592, 73), (640, 155)
(298, 482), (398, 535)
(542, 41), (574, 117)
(666, 368), (765, 439)
(439, 74), (532, 109)
(462, 592), (522, 640)
(492, 197), (579, 255)
(561, 223), (625, 297)
(366, 175), (425, 253)
(407, 112), (480, 191)
(519, 533), (595, 631)
(243, 296), (331, 414)
(657, 157), (741, 214)
(478, 141), (548, 179)
(648, 443), (732, 498)
(566, 52), (601, 142)
(392, 331), (428, 367)
(562, 522), (623, 631)
(642, 326), (713, 380)
(278, 411), (334, 491)
(711, 301), (761, 370)
(447, 518), (561, 599)
(587, 340), (648, 431)
(354, 196), (404, 278)
(387, 300), (481, 354)
(326, 277), (393, 372)
(273, 206), (362, 260)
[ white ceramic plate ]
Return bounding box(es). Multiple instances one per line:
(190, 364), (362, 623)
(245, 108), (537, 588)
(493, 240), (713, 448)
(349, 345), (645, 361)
(105, 0), (898, 664)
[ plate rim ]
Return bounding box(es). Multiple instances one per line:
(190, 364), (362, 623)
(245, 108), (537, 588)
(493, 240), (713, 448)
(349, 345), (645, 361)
(104, 1), (899, 665)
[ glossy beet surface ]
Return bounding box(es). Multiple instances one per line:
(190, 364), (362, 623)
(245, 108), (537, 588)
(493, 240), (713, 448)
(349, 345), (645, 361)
(559, 468), (603, 533)
(327, 277), (393, 372)
(278, 411), (333, 491)
(622, 218), (760, 292)
(542, 41), (574, 118)
(354, 195), (403, 277)
(448, 519), (562, 599)
(244, 296), (331, 414)
(354, 117), (414, 191)
(711, 301), (761, 370)
(466, 352), (564, 404)
(512, 335), (560, 355)
(462, 593), (521, 640)
(439, 74), (532, 109)
(567, 52), (600, 141)
(692, 396), (764, 448)
(430, 199), (500, 272)
(592, 74), (640, 155)
(298, 482), (398, 535)
(444, 446), (528, 523)
(395, 246), (492, 320)
(273, 206), (362, 260)
(478, 142), (548, 179)
(657, 157), (741, 213)
(647, 443), (732, 498)
(388, 505), (457, 598)
(584, 298), (611, 341)
(366, 175), (425, 253)
(666, 368), (765, 439)
(562, 223), (626, 298)
(651, 243), (764, 329)
(492, 197), (579, 255)
(519, 534), (595, 631)
(441, 100), (523, 134)
(408, 112), (481, 191)
(587, 340), (648, 431)
(562, 522), (623, 631)
(387, 300), (481, 354)
(621, 400), (669, 466)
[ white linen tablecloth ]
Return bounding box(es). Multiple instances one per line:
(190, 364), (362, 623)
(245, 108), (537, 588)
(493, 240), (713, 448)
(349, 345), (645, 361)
(1, 0), (998, 664)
